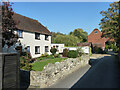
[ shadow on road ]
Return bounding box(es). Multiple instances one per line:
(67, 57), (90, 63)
(70, 55), (120, 88)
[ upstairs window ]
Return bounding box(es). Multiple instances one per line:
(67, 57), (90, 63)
(45, 46), (49, 52)
(35, 46), (40, 54)
(35, 33), (40, 40)
(17, 30), (23, 38)
(94, 31), (98, 34)
(45, 35), (49, 41)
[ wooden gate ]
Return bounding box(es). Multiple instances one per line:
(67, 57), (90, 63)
(0, 53), (20, 89)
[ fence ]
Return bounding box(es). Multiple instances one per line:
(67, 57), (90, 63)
(0, 53), (20, 89)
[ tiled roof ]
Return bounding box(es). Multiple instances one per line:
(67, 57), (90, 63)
(13, 13), (51, 35)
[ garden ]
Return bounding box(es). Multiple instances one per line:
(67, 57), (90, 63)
(20, 47), (85, 71)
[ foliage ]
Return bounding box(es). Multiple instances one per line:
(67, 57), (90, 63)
(51, 28), (88, 47)
(54, 54), (60, 58)
(92, 47), (103, 54)
(69, 28), (88, 42)
(20, 56), (32, 71)
(63, 48), (68, 57)
(32, 58), (67, 71)
(113, 46), (119, 52)
(52, 34), (80, 46)
(89, 47), (92, 56)
(68, 50), (78, 58)
(77, 47), (84, 57)
(50, 47), (57, 55)
(99, 2), (120, 50)
(1, 1), (18, 47)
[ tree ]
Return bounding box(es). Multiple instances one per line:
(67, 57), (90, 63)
(70, 28), (88, 42)
(99, 2), (120, 53)
(1, 1), (18, 48)
(52, 34), (81, 46)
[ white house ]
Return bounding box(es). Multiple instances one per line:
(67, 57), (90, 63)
(13, 13), (52, 58)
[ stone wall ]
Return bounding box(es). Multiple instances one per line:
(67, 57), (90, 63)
(30, 54), (90, 88)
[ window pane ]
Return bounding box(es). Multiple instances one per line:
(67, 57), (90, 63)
(35, 46), (40, 54)
(45, 46), (49, 52)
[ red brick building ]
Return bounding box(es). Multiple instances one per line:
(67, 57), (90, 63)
(88, 28), (114, 50)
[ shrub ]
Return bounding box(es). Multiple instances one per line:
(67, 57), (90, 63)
(63, 48), (68, 57)
(92, 46), (103, 54)
(20, 56), (32, 71)
(68, 50), (78, 58)
(50, 47), (57, 55)
(77, 47), (84, 57)
(54, 54), (60, 58)
(113, 46), (119, 52)
(44, 52), (49, 57)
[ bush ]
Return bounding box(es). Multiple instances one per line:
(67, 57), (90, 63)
(63, 48), (68, 57)
(92, 47), (103, 54)
(68, 50), (78, 58)
(50, 47), (57, 55)
(54, 54), (60, 58)
(77, 47), (84, 57)
(20, 56), (32, 71)
(113, 46), (119, 52)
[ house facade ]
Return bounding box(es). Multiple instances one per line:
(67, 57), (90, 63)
(13, 13), (52, 58)
(88, 28), (114, 50)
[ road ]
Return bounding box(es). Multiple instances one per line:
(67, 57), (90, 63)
(47, 64), (91, 88)
(71, 55), (120, 88)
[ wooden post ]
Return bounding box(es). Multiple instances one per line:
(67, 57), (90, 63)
(119, 1), (120, 61)
(0, 3), (2, 90)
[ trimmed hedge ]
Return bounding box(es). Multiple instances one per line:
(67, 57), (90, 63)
(68, 50), (78, 58)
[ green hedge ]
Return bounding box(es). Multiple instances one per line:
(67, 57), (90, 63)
(68, 50), (78, 58)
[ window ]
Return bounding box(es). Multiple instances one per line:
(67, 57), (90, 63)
(35, 33), (40, 40)
(17, 30), (23, 38)
(56, 45), (59, 49)
(45, 46), (49, 52)
(94, 31), (98, 34)
(35, 46), (40, 54)
(27, 46), (30, 53)
(45, 35), (49, 40)
(56, 45), (59, 52)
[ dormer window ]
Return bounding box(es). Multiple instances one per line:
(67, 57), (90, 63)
(45, 35), (49, 41)
(35, 33), (40, 40)
(94, 31), (98, 34)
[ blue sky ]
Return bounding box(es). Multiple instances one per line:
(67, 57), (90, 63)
(12, 2), (112, 35)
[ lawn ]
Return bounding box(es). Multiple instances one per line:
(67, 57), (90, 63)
(32, 58), (67, 71)
(37, 55), (54, 61)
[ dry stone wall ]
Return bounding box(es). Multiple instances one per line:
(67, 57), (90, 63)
(30, 54), (90, 88)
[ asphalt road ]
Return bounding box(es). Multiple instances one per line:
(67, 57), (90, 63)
(47, 64), (91, 88)
(71, 55), (120, 88)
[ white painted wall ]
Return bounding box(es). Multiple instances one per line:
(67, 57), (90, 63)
(15, 31), (51, 58)
(62, 46), (90, 54)
(51, 44), (65, 54)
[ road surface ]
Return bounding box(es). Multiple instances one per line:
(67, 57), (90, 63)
(71, 55), (120, 88)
